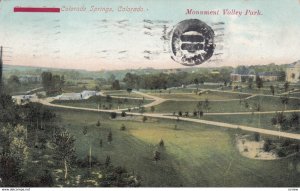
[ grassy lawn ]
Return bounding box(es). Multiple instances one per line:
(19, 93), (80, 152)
(103, 90), (146, 99)
(52, 95), (151, 110)
(202, 112), (300, 134)
(152, 95), (300, 113)
(141, 88), (196, 94)
(51, 108), (300, 187)
(148, 91), (251, 100)
(9, 83), (41, 95)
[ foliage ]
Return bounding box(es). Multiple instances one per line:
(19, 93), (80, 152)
(120, 124), (126, 131)
(256, 75), (263, 89)
(41, 72), (65, 95)
(52, 128), (76, 180)
(121, 111), (126, 117)
(142, 116), (147, 123)
(110, 112), (117, 119)
(153, 151), (161, 161)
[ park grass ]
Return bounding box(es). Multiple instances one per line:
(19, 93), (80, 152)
(103, 90), (146, 99)
(202, 112), (300, 134)
(152, 95), (300, 113)
(51, 108), (300, 187)
(52, 95), (151, 110)
(141, 88), (195, 94)
(148, 90), (250, 101)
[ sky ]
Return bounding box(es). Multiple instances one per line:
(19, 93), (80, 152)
(0, 0), (300, 71)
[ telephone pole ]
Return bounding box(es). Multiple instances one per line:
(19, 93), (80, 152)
(0, 46), (3, 94)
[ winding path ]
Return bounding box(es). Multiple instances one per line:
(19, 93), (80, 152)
(33, 97), (300, 140)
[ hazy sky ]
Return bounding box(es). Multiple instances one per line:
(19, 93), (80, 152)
(0, 0), (300, 71)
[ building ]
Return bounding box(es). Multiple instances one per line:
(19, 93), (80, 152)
(230, 69), (256, 82)
(286, 61), (300, 83)
(257, 72), (280, 82)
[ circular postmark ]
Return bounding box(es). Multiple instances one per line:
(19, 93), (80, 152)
(170, 19), (215, 66)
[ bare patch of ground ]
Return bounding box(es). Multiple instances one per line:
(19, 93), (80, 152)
(236, 135), (278, 160)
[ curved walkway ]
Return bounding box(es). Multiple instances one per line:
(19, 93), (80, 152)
(33, 98), (300, 140)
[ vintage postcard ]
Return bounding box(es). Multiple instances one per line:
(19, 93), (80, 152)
(0, 0), (300, 189)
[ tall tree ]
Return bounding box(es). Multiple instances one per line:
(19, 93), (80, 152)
(256, 75), (263, 90)
(52, 129), (76, 180)
(270, 85), (275, 96)
(284, 81), (289, 92)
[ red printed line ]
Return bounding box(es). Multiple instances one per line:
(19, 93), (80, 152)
(14, 7), (60, 13)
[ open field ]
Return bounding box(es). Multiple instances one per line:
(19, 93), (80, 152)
(152, 95), (300, 113)
(52, 108), (300, 187)
(52, 95), (151, 110)
(148, 91), (251, 101)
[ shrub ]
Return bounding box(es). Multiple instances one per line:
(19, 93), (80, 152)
(110, 112), (117, 119)
(159, 139), (164, 147)
(96, 120), (101, 127)
(153, 151), (161, 161)
(142, 116), (147, 123)
(263, 139), (272, 152)
(254, 132), (260, 142)
(121, 111), (126, 117)
(120, 124), (126, 131)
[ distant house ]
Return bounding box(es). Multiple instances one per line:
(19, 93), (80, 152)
(286, 61), (300, 83)
(230, 69), (256, 82)
(257, 72), (280, 82)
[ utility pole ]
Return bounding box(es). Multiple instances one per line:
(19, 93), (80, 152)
(0, 46), (3, 94)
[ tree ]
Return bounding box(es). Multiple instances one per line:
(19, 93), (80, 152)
(194, 78), (199, 93)
(248, 78), (253, 89)
(120, 124), (126, 131)
(284, 81), (289, 92)
(159, 139), (164, 147)
(196, 101), (203, 118)
(110, 112), (117, 119)
(96, 120), (101, 127)
(289, 112), (299, 130)
(254, 132), (260, 142)
(107, 131), (112, 143)
(271, 112), (289, 130)
(112, 80), (121, 90)
(203, 99), (210, 112)
(41, 72), (64, 95)
(142, 116), (147, 123)
(150, 106), (155, 113)
(270, 85), (275, 96)
(82, 126), (88, 135)
(263, 139), (272, 152)
(126, 88), (132, 94)
(121, 111), (126, 117)
(280, 95), (289, 111)
(153, 151), (161, 161)
(256, 75), (263, 90)
(139, 106), (145, 114)
(178, 111), (182, 117)
(52, 129), (76, 180)
(99, 139), (103, 147)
